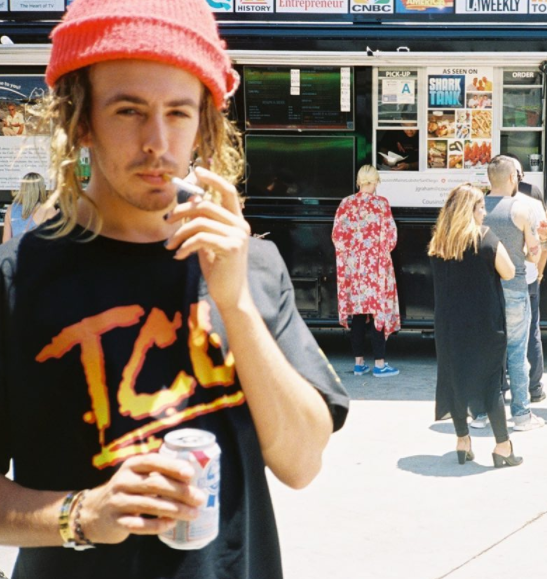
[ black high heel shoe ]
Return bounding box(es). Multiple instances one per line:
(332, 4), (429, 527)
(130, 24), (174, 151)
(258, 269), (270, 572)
(457, 448), (475, 465)
(492, 441), (523, 468)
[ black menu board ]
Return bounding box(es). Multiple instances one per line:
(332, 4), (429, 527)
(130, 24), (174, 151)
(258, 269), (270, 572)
(244, 66), (354, 130)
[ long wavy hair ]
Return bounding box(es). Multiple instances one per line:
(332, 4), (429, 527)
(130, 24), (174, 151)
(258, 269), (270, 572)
(428, 183), (485, 261)
(38, 67), (244, 239)
(12, 172), (48, 219)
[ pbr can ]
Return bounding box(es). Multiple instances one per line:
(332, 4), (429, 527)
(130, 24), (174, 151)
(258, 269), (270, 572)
(158, 428), (221, 550)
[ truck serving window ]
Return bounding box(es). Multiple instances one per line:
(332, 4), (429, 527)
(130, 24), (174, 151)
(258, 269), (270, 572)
(376, 68), (420, 172)
(500, 68), (543, 172)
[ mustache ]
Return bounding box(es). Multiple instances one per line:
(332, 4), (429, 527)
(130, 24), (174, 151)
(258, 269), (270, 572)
(127, 158), (178, 174)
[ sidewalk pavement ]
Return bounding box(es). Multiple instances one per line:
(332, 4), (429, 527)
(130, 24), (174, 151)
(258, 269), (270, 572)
(270, 329), (547, 579)
(2, 330), (547, 578)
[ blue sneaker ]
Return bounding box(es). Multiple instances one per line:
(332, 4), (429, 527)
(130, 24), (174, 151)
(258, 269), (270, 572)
(373, 363), (399, 378)
(354, 364), (370, 376)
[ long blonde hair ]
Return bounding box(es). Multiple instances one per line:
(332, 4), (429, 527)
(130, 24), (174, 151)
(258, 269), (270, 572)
(37, 67), (244, 239)
(428, 183), (485, 261)
(12, 172), (48, 219)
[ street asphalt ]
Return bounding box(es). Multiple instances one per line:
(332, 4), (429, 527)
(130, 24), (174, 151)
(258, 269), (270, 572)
(1, 329), (547, 578)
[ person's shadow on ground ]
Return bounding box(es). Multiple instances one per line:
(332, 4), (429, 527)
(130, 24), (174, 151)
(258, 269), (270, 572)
(397, 453), (493, 477)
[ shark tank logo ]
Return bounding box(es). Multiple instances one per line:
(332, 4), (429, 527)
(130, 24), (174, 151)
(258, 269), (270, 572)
(206, 0), (233, 11)
(351, 0), (394, 11)
(236, 0), (273, 11)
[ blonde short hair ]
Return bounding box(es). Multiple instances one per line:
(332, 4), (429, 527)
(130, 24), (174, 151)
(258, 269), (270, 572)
(356, 165), (381, 189)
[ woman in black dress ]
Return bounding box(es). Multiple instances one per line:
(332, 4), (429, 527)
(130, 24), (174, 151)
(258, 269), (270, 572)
(429, 184), (522, 467)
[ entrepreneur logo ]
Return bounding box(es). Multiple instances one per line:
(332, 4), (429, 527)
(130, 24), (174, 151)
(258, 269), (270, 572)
(351, 0), (394, 12)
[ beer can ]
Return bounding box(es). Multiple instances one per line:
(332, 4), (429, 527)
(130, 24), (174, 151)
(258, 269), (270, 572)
(158, 428), (221, 550)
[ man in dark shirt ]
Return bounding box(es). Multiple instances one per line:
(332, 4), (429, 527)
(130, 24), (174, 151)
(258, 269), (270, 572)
(377, 127), (420, 171)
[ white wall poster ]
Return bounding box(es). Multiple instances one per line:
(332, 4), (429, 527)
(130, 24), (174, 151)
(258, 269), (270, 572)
(0, 137), (51, 191)
(0, 75), (50, 190)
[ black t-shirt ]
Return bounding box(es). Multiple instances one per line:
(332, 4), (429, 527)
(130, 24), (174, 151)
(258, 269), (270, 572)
(0, 227), (348, 579)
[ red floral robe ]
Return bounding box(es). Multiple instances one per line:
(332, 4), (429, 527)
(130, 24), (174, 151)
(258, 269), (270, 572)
(332, 192), (401, 337)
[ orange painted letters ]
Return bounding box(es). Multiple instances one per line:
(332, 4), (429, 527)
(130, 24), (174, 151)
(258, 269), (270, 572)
(36, 302), (243, 469)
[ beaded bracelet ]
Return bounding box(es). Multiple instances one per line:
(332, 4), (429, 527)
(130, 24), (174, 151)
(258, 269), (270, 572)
(73, 490), (95, 549)
(58, 489), (95, 551)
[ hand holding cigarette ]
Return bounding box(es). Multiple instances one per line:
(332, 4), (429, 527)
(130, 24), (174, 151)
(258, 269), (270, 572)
(163, 167), (252, 313)
(162, 175), (205, 203)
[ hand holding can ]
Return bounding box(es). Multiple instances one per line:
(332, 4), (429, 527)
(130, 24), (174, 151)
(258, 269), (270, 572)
(72, 453), (205, 546)
(158, 428), (221, 550)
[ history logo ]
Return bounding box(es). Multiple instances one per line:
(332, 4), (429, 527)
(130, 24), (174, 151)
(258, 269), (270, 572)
(236, 0), (273, 11)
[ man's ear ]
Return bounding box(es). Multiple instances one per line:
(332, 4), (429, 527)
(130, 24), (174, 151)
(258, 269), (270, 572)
(192, 134), (200, 156)
(78, 121), (92, 148)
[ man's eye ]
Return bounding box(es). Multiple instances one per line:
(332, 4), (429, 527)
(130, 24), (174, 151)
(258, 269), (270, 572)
(170, 110), (191, 118)
(117, 108), (139, 116)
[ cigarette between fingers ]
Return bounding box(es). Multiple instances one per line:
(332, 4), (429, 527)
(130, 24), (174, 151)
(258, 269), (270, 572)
(164, 175), (205, 204)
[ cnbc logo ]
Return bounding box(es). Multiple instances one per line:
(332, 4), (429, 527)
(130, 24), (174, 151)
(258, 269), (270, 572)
(351, 0), (394, 12)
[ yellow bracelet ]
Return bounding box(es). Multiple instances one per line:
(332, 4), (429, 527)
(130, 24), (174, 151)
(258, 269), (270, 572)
(58, 491), (78, 546)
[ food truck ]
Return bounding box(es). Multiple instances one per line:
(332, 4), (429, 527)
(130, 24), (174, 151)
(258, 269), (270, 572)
(0, 1), (546, 327)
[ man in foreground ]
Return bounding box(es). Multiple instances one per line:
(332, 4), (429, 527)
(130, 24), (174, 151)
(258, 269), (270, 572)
(0, 1), (349, 577)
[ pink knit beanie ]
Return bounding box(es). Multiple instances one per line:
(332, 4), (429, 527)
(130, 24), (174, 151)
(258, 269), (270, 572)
(46, 0), (239, 110)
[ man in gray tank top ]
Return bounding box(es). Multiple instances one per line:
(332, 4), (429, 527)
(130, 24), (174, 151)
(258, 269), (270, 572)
(481, 155), (544, 431)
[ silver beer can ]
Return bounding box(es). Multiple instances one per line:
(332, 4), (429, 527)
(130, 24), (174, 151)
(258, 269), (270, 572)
(158, 428), (221, 550)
